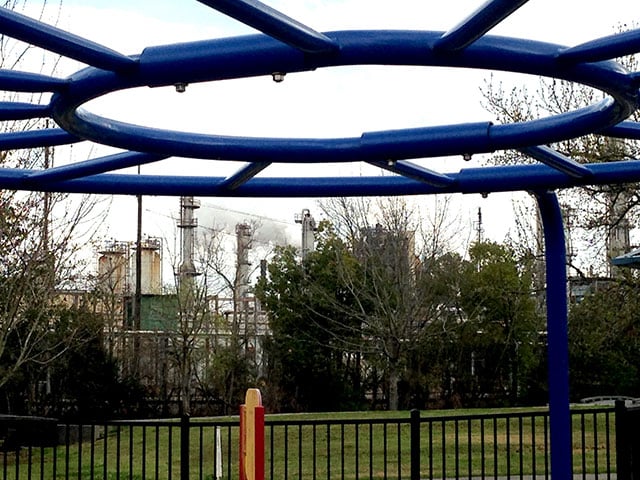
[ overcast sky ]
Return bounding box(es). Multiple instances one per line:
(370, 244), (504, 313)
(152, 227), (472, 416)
(20, 0), (640, 278)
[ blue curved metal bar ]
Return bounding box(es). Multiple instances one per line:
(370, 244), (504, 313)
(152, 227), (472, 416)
(0, 101), (50, 121)
(0, 7), (137, 72)
(535, 191), (572, 480)
(49, 100), (626, 166)
(218, 161), (271, 190)
(47, 32), (638, 165)
(26, 151), (167, 184)
(434, 0), (529, 52)
(558, 28), (640, 64)
(0, 128), (80, 151)
(4, 159), (640, 197)
(197, 0), (338, 54)
(0, 70), (67, 92)
(518, 146), (592, 178)
(601, 120), (640, 139)
(368, 160), (455, 188)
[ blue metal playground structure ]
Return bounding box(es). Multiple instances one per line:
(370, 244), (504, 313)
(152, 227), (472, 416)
(0, 0), (639, 477)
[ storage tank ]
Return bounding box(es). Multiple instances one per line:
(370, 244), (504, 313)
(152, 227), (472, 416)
(98, 241), (129, 295)
(132, 237), (162, 295)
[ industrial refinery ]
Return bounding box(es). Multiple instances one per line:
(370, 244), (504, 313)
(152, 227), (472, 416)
(93, 197), (316, 413)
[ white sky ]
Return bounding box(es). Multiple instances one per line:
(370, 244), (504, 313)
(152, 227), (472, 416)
(19, 0), (640, 280)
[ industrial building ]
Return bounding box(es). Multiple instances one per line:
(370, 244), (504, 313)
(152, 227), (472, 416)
(94, 197), (273, 414)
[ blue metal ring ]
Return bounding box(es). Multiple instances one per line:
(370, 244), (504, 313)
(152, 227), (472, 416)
(50, 31), (639, 163)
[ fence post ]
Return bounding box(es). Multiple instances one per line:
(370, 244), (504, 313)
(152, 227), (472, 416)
(410, 409), (420, 480)
(181, 414), (190, 480)
(240, 389), (264, 480)
(616, 400), (633, 480)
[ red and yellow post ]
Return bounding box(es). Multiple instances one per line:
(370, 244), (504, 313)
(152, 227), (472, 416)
(239, 388), (264, 480)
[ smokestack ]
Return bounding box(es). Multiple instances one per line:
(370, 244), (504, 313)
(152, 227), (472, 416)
(294, 208), (317, 261)
(236, 223), (252, 303)
(177, 196), (200, 282)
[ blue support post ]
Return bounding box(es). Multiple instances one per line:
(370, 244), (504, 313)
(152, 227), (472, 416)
(535, 191), (572, 479)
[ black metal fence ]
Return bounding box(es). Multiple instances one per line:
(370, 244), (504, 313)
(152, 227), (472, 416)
(0, 407), (619, 479)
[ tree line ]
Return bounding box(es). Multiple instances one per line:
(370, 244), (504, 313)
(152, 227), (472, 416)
(3, 192), (640, 418)
(255, 198), (640, 412)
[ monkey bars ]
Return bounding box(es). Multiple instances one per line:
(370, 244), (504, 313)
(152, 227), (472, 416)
(0, 1), (639, 477)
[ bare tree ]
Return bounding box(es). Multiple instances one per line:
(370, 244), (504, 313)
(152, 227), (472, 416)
(0, 159), (107, 392)
(199, 222), (265, 408)
(0, 0), (107, 395)
(92, 241), (129, 360)
(481, 36), (640, 275)
(155, 220), (263, 414)
(317, 196), (463, 409)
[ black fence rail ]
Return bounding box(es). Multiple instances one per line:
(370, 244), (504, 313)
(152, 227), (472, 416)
(0, 407), (618, 479)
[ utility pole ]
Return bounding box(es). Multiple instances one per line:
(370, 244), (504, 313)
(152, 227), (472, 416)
(133, 167), (142, 376)
(475, 207), (484, 272)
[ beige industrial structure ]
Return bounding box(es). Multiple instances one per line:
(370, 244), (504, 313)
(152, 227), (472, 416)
(98, 238), (162, 296)
(94, 198), (275, 414)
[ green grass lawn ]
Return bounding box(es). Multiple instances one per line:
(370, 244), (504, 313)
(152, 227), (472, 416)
(2, 407), (616, 480)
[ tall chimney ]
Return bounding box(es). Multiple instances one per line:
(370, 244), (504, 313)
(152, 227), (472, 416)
(177, 196), (200, 282)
